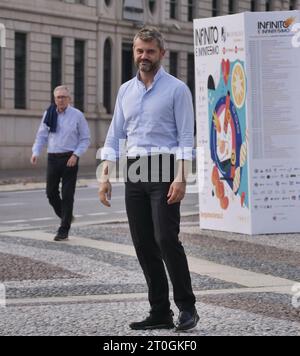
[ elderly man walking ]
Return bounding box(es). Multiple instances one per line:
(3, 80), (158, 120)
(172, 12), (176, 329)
(31, 85), (91, 241)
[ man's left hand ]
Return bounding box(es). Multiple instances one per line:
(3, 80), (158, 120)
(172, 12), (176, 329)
(167, 180), (186, 205)
(67, 155), (78, 167)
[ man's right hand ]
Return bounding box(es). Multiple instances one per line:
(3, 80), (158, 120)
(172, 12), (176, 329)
(99, 181), (112, 207)
(31, 155), (38, 165)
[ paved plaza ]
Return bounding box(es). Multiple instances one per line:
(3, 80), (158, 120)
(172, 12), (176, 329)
(0, 212), (299, 336)
(0, 169), (299, 336)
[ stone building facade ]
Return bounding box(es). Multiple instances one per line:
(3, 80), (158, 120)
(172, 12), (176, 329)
(0, 0), (299, 169)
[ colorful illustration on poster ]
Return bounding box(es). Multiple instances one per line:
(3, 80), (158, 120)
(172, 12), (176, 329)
(208, 59), (248, 210)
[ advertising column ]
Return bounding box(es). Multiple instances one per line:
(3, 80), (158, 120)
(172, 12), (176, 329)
(194, 14), (251, 234)
(195, 11), (300, 235)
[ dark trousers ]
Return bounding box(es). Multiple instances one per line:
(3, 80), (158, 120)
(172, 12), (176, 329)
(46, 153), (78, 233)
(125, 156), (196, 315)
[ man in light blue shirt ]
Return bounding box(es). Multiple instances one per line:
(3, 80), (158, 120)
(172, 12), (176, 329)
(99, 27), (199, 332)
(100, 66), (194, 162)
(31, 85), (90, 241)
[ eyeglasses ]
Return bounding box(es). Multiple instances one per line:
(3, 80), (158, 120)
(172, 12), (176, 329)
(55, 96), (69, 100)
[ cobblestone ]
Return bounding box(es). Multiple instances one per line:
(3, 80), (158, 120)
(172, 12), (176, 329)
(0, 300), (299, 336)
(0, 220), (299, 336)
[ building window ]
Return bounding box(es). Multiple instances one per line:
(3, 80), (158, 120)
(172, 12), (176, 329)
(187, 53), (195, 103)
(290, 0), (297, 10)
(169, 51), (178, 78)
(266, 0), (271, 11)
(15, 32), (26, 109)
(228, 0), (235, 14)
(187, 53), (196, 135)
(123, 0), (144, 21)
(103, 39), (112, 114)
(148, 0), (156, 14)
(212, 0), (220, 17)
(51, 37), (62, 101)
(170, 0), (178, 19)
(122, 42), (135, 84)
(188, 0), (195, 22)
(251, 0), (256, 11)
(74, 40), (85, 112)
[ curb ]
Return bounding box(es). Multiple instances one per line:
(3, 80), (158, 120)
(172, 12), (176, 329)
(0, 179), (96, 192)
(0, 213), (199, 234)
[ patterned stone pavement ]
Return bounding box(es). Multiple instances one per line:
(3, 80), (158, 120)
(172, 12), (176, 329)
(0, 216), (299, 336)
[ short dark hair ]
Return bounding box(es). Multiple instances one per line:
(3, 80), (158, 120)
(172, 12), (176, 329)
(133, 26), (165, 50)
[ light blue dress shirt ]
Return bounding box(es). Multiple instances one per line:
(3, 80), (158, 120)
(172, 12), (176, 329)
(101, 67), (194, 161)
(32, 105), (91, 157)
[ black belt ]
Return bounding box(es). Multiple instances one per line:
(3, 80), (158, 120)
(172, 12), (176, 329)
(48, 152), (73, 158)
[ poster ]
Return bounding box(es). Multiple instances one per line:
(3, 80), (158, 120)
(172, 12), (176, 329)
(194, 11), (300, 235)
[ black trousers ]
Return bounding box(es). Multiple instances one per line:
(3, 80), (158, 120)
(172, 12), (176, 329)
(125, 156), (196, 315)
(46, 153), (78, 233)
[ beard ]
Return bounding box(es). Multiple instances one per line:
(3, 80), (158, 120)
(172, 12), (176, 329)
(135, 59), (161, 73)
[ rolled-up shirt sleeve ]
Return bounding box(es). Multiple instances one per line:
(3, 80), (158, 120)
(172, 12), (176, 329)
(101, 87), (127, 162)
(174, 83), (194, 161)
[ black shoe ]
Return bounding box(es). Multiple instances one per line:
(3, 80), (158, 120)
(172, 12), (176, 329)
(175, 309), (199, 332)
(54, 232), (69, 241)
(129, 311), (175, 330)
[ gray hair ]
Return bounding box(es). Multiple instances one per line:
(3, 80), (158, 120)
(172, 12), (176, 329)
(53, 85), (71, 98)
(133, 26), (165, 50)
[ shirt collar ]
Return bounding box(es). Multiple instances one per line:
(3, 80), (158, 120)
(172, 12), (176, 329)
(57, 104), (70, 115)
(136, 66), (165, 87)
(153, 66), (165, 83)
